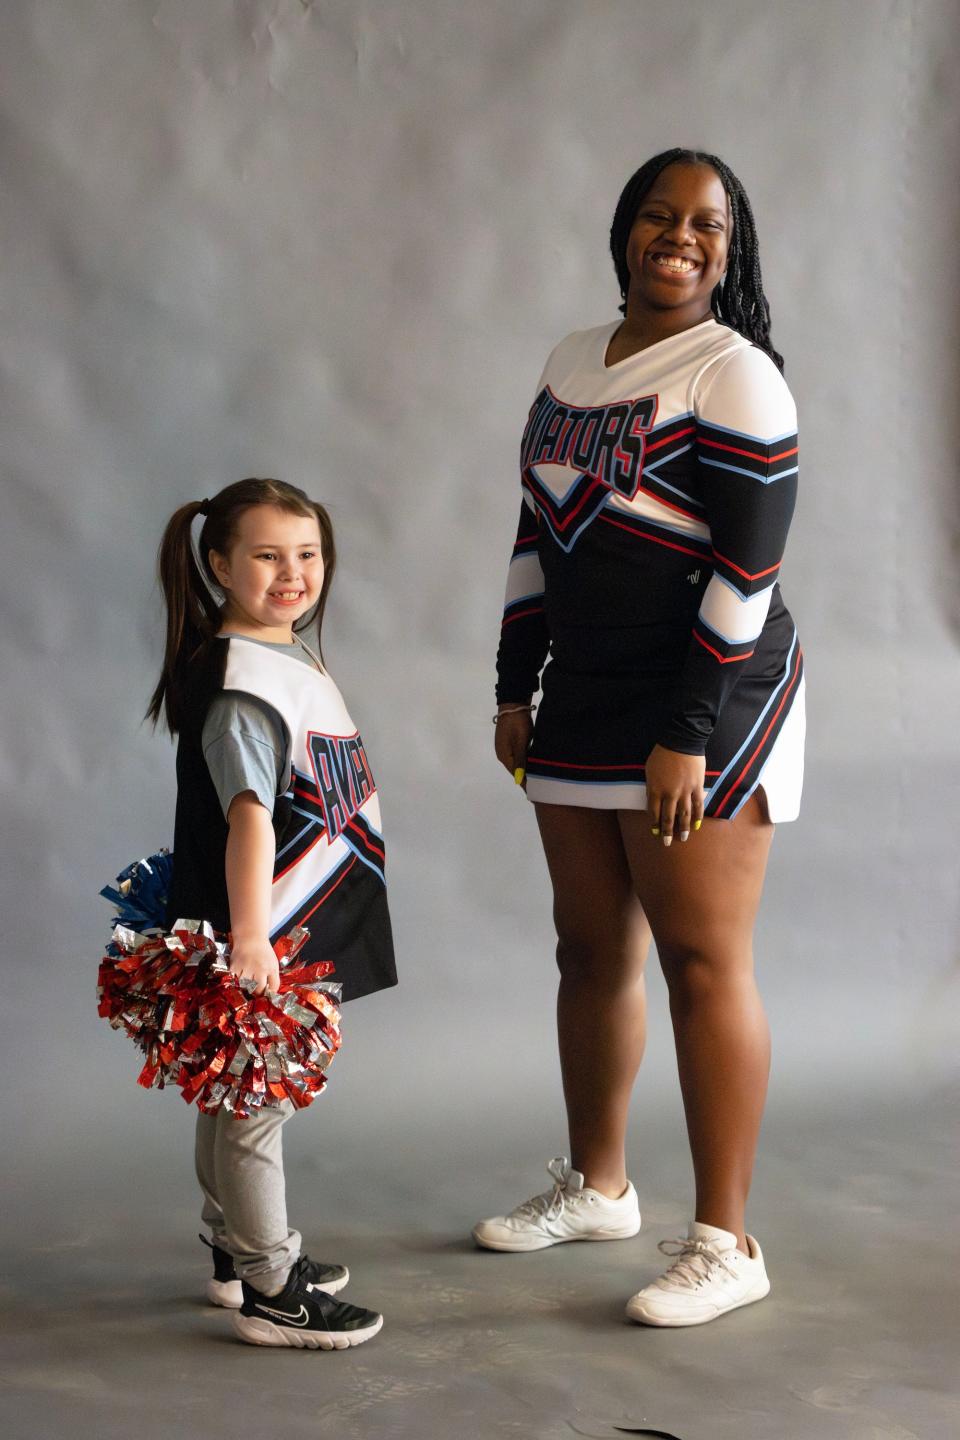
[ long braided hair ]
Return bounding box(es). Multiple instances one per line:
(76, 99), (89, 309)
(609, 148), (783, 372)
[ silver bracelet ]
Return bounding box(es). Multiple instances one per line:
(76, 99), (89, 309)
(492, 703), (537, 724)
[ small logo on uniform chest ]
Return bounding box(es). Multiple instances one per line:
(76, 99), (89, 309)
(687, 569), (701, 584)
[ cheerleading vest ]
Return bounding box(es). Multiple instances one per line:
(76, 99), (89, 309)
(169, 635), (397, 1002)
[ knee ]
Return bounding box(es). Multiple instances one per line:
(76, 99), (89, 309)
(556, 935), (599, 980)
(658, 938), (744, 1013)
(555, 930), (645, 986)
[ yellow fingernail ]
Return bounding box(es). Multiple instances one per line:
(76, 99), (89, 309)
(693, 819), (702, 831)
(651, 826), (660, 836)
(514, 768), (525, 785)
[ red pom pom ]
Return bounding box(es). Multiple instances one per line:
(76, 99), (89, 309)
(97, 920), (341, 1117)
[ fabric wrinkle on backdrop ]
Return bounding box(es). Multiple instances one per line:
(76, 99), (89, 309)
(1, 2), (957, 1438)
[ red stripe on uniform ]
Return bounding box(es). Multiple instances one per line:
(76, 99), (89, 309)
(701, 437), (798, 464)
(273, 828), (326, 883)
(501, 605), (545, 628)
(298, 856), (357, 924)
(529, 755), (722, 777)
(529, 756), (646, 772)
(346, 817), (385, 862)
(693, 631), (755, 665)
(525, 471), (605, 532)
(645, 425), (695, 454)
(638, 484), (702, 523)
(599, 513), (711, 561)
(712, 548), (781, 581)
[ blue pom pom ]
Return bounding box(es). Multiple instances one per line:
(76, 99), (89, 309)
(101, 850), (173, 934)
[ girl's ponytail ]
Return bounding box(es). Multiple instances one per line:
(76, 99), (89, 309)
(146, 500), (221, 733)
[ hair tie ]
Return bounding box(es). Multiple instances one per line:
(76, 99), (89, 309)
(198, 499), (210, 516)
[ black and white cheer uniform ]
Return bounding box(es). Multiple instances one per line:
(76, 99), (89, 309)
(170, 634), (396, 1001)
(495, 317), (805, 821)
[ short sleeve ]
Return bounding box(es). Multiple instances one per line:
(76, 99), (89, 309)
(201, 693), (289, 819)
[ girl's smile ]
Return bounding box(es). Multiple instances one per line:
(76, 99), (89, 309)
(646, 251), (701, 277)
(209, 503), (325, 642)
(624, 162), (730, 316)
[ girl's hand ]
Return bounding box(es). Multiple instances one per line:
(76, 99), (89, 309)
(228, 936), (280, 996)
(644, 744), (706, 845)
(494, 705), (534, 786)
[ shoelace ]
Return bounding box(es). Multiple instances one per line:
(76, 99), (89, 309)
(511, 1156), (574, 1223)
(288, 1254), (332, 1296)
(655, 1236), (741, 1290)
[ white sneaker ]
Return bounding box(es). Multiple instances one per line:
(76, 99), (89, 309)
(472, 1156), (641, 1252)
(625, 1220), (770, 1327)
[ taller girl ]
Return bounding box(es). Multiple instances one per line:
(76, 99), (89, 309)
(148, 478), (396, 1349)
(475, 150), (804, 1327)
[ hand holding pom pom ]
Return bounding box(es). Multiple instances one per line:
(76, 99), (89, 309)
(227, 936), (281, 997)
(97, 852), (342, 1117)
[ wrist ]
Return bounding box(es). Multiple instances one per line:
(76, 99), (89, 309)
(230, 927), (272, 945)
(654, 734), (708, 758)
(493, 701), (536, 724)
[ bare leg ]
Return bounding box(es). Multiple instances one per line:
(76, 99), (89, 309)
(536, 804), (652, 1199)
(619, 796), (774, 1252)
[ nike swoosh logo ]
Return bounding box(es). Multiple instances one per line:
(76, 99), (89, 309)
(254, 1302), (311, 1327)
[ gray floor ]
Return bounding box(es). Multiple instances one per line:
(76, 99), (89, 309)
(2, 1088), (956, 1440)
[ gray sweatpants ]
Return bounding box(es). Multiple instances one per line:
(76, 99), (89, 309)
(195, 1100), (301, 1295)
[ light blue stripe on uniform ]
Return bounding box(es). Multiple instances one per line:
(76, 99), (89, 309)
(699, 457), (794, 486)
(698, 418), (797, 445)
(527, 463), (587, 506)
(699, 457), (799, 484)
(705, 628), (798, 805)
(600, 497), (710, 544)
(710, 571), (760, 603)
(277, 816), (317, 859)
(696, 611), (764, 647)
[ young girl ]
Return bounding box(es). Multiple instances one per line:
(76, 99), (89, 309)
(147, 477), (397, 1349)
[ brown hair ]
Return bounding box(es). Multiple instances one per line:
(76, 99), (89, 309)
(146, 478), (336, 733)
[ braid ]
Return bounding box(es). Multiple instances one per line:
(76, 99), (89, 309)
(609, 148), (784, 372)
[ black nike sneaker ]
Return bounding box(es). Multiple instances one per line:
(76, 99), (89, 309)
(234, 1255), (382, 1349)
(201, 1235), (349, 1311)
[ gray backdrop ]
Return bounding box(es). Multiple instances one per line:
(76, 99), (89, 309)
(4, 0), (957, 1144)
(1, 5), (958, 1434)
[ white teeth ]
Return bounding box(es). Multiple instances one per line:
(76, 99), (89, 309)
(653, 254), (697, 272)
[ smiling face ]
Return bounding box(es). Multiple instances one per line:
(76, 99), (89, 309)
(208, 503), (325, 642)
(624, 162), (730, 324)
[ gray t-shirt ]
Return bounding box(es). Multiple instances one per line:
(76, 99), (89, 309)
(202, 636), (317, 818)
